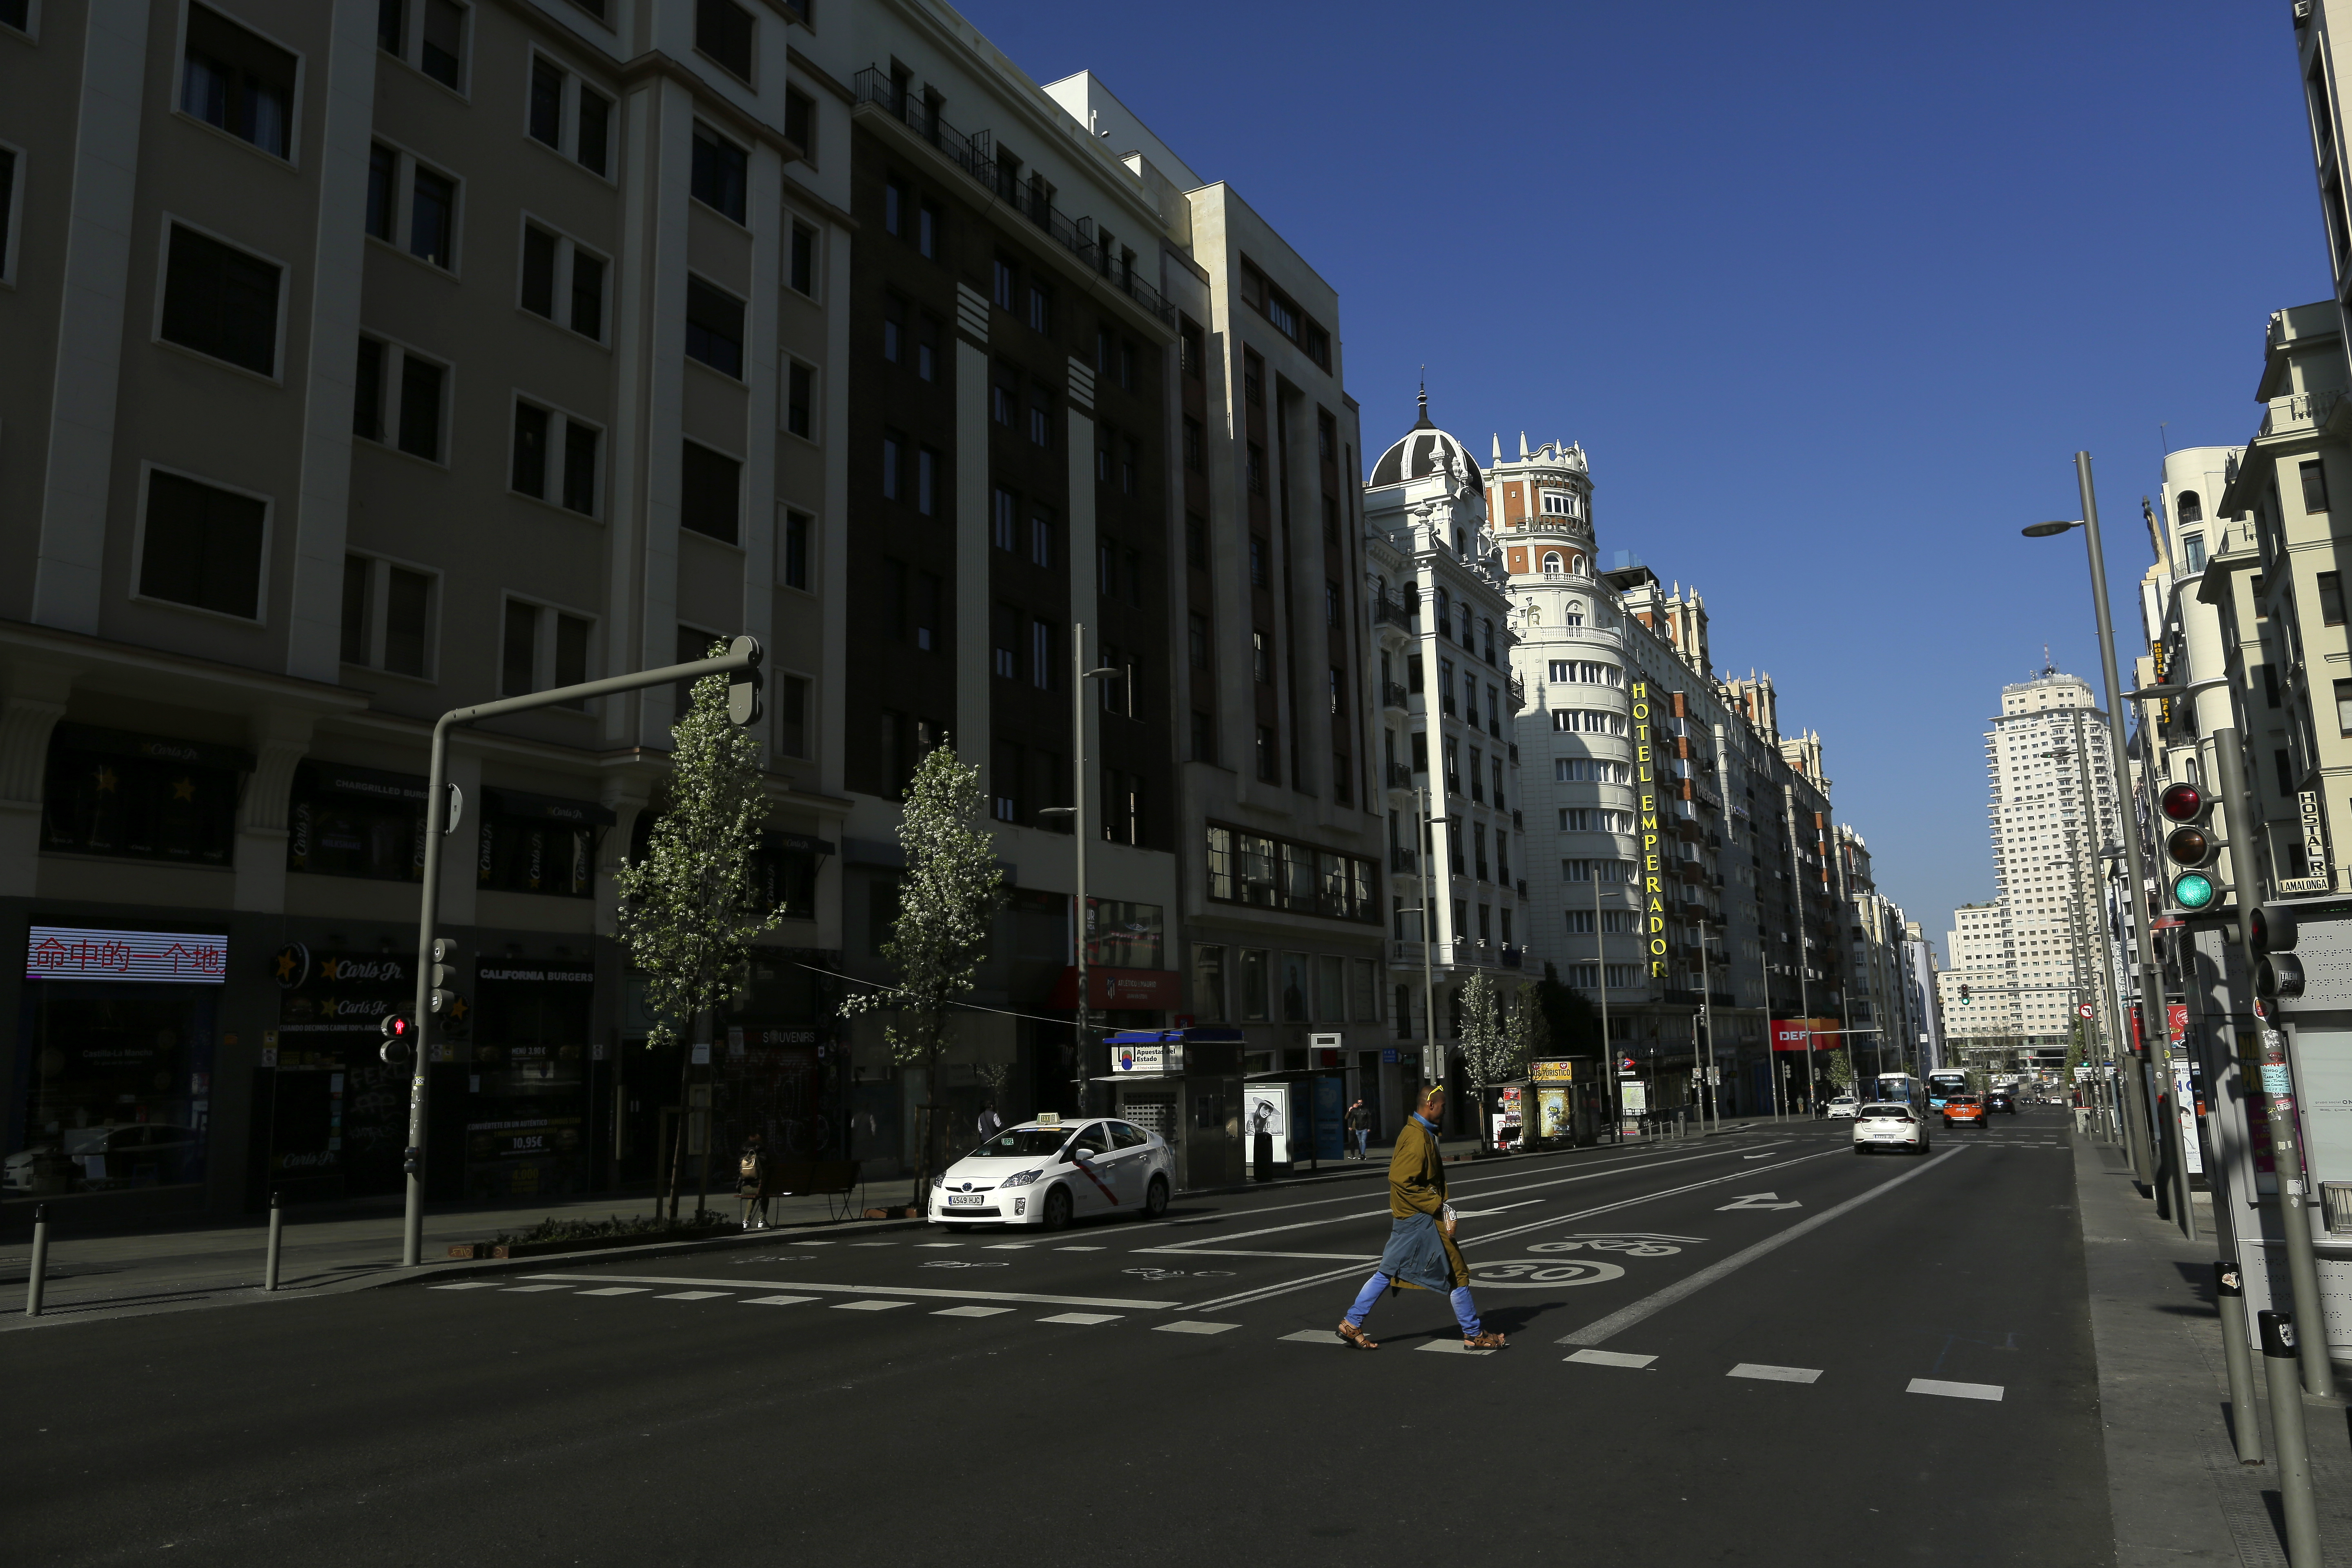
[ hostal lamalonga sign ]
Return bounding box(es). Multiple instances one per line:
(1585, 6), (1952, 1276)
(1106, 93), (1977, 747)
(1633, 680), (1667, 978)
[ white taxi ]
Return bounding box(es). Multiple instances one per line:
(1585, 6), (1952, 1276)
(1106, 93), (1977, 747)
(929, 1115), (1174, 1229)
(1824, 1095), (1860, 1120)
(1851, 1102), (1930, 1156)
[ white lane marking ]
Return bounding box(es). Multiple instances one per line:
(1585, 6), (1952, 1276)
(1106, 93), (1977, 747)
(850, 1243), (895, 1248)
(1566, 1349), (1657, 1369)
(1728, 1363), (1822, 1384)
(1742, 1154), (1772, 1160)
(1038, 1312), (1121, 1325)
(1132, 1247), (1378, 1261)
(741, 1295), (821, 1307)
(1188, 1149), (1842, 1315)
(1279, 1329), (1344, 1344)
(933, 1305), (1014, 1318)
(985, 1243), (1038, 1250)
(834, 1300), (913, 1312)
(576, 1287), (649, 1296)
(1716, 1193), (1803, 1211)
(793, 1240), (836, 1245)
(429, 1281), (501, 1290)
(520, 1272), (1181, 1310)
(1557, 1147), (1963, 1347)
(501, 1283), (571, 1292)
(916, 1242), (963, 1249)
(1155, 1320), (1241, 1335)
(1417, 1339), (1497, 1356)
(655, 1290), (731, 1301)
(1909, 1378), (2003, 1401)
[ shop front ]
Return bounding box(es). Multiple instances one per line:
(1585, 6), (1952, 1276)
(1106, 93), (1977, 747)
(9, 924), (225, 1200)
(257, 942), (439, 1205)
(467, 960), (595, 1203)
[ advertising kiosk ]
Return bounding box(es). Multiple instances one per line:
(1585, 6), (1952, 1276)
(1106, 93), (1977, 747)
(1100, 1029), (1244, 1191)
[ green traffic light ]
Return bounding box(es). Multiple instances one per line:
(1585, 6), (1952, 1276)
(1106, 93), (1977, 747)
(2173, 872), (2216, 910)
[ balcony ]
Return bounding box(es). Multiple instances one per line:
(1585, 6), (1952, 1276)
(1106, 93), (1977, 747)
(1386, 761), (1415, 790)
(1389, 847), (1418, 874)
(1512, 810), (1523, 829)
(1382, 681), (1409, 711)
(851, 67), (1175, 326)
(2258, 387), (2346, 440)
(1372, 593), (1414, 630)
(1508, 675), (1526, 708)
(1501, 947), (1524, 970)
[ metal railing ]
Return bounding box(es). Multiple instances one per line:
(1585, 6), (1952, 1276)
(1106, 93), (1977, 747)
(851, 67), (1175, 326)
(1387, 762), (1416, 789)
(1382, 681), (1409, 709)
(1372, 594), (1414, 629)
(1390, 847), (1418, 873)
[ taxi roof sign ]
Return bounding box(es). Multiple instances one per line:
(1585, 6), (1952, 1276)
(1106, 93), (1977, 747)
(1035, 1112), (1060, 1127)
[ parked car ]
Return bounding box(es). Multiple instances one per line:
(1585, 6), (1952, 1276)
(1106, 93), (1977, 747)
(1852, 1103), (1931, 1155)
(2, 1124), (200, 1193)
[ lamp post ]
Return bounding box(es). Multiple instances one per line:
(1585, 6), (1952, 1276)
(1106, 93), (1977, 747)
(1415, 783), (1443, 1107)
(2022, 452), (2158, 1187)
(1035, 623), (1120, 1116)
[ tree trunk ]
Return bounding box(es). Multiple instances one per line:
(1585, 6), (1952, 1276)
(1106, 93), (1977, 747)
(663, 1011), (698, 1225)
(907, 1018), (945, 1210)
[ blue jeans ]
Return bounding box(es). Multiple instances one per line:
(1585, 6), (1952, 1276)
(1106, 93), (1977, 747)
(1344, 1272), (1480, 1336)
(1353, 1129), (1369, 1158)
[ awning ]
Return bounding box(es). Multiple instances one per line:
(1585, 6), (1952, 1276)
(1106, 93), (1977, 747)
(482, 787), (616, 826)
(772, 832), (837, 857)
(51, 722), (254, 774)
(306, 760), (429, 802)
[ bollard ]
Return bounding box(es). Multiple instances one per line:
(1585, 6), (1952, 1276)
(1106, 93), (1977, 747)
(2259, 1311), (2321, 1567)
(2216, 1263), (2263, 1464)
(264, 1190), (284, 1293)
(24, 1203), (48, 1318)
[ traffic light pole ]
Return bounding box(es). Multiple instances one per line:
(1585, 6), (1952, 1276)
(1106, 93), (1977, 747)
(2214, 729), (2335, 1396)
(398, 639), (764, 1268)
(2071, 454), (2160, 1189)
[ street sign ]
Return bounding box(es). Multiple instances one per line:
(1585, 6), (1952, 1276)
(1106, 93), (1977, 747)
(2077, 1003), (2094, 1020)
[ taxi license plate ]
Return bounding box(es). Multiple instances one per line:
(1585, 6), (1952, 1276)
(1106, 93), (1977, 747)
(947, 1193), (987, 1207)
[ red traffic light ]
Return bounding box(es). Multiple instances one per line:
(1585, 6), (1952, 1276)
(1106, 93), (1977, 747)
(379, 1013), (412, 1040)
(2158, 782), (2204, 822)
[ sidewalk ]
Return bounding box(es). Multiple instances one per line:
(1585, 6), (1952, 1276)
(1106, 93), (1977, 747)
(2078, 1131), (2352, 1566)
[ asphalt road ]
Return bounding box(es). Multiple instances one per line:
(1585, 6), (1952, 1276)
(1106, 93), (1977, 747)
(8, 1108), (2108, 1566)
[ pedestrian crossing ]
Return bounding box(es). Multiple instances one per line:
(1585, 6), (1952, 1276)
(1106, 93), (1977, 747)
(421, 1278), (2009, 1399)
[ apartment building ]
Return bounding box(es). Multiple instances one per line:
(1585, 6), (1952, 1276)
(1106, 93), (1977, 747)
(1936, 670), (2123, 1070)
(1361, 399), (1530, 1117)
(0, 0), (864, 1218)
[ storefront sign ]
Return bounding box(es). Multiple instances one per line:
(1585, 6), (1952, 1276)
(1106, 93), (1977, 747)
(27, 925), (227, 983)
(2281, 790), (2332, 893)
(1114, 1043), (1183, 1074)
(1047, 966), (1181, 1009)
(1530, 1058), (1580, 1083)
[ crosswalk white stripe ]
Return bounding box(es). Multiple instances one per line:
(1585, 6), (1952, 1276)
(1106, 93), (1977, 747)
(1908, 1377), (2003, 1401)
(1728, 1363), (1822, 1383)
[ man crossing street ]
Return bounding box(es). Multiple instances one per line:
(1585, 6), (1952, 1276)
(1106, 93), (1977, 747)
(1334, 1086), (1506, 1351)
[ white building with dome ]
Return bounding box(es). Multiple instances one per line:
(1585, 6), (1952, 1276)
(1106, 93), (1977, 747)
(1361, 395), (1530, 1097)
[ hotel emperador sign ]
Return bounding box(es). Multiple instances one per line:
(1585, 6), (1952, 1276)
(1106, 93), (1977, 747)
(1633, 681), (1669, 979)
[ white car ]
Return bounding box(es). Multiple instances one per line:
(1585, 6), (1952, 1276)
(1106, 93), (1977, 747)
(929, 1116), (1174, 1229)
(1851, 1103), (1930, 1155)
(1824, 1096), (1860, 1120)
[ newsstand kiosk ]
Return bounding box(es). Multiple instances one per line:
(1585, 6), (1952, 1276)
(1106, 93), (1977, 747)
(1099, 1029), (1244, 1191)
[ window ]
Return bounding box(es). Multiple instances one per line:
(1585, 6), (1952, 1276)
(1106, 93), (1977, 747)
(1192, 711), (1217, 763)
(1249, 535), (1267, 588)
(991, 604), (1018, 679)
(680, 441), (740, 543)
(1184, 418), (1204, 472)
(179, 4), (296, 160)
(341, 554), (435, 676)
(1030, 509), (1054, 569)
(2177, 490), (2203, 525)
(578, 88), (610, 176)
(352, 336), (385, 439)
(500, 599), (593, 703)
(684, 275), (745, 377)
(509, 399), (599, 516)
(2336, 679), (2352, 737)
(777, 674), (811, 757)
(788, 221), (817, 295)
(2321, 571), (2345, 626)
(781, 508), (812, 589)
(365, 144), (396, 240)
(918, 201), (941, 259)
(44, 726), (240, 867)
(528, 57), (562, 145)
(786, 361), (815, 439)
(1181, 323), (1204, 379)
(1027, 282), (1051, 334)
(1186, 512), (1207, 569)
(1325, 580), (1341, 628)
(1120, 437), (1138, 494)
(419, 0), (464, 87)
(1252, 630), (1270, 684)
(159, 223), (280, 375)
(396, 353), (444, 461)
(882, 292), (903, 362)
(883, 178), (906, 237)
(1030, 384), (1054, 447)
(1256, 725), (1277, 782)
(992, 487), (1016, 552)
(1247, 443), (1266, 494)
(1030, 619), (1054, 688)
(881, 432), (901, 501)
(2181, 533), (2206, 574)
(521, 225), (557, 316)
(696, 0), (753, 81)
(918, 316), (939, 381)
(140, 470), (265, 620)
(561, 421), (599, 515)
(2278, 748), (2296, 793)
(410, 166), (455, 267)
(2303, 459), (2332, 514)
(784, 87), (814, 160)
(991, 256), (1014, 310)
(690, 125), (747, 222)
(916, 447), (940, 517)
(512, 402), (548, 496)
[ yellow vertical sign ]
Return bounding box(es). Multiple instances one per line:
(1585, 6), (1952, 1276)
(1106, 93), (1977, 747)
(1633, 681), (1666, 978)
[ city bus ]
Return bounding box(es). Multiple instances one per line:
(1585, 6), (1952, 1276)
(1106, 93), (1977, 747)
(1874, 1073), (1922, 1106)
(1926, 1069), (1970, 1111)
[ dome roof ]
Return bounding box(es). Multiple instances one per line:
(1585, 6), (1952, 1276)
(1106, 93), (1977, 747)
(1370, 393), (1483, 494)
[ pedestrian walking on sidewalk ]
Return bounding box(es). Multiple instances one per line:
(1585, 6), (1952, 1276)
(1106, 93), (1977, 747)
(1334, 1087), (1506, 1351)
(736, 1131), (770, 1229)
(977, 1102), (1003, 1143)
(1345, 1099), (1368, 1160)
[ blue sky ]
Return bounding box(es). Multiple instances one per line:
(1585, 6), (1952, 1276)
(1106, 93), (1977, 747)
(964, 0), (2324, 961)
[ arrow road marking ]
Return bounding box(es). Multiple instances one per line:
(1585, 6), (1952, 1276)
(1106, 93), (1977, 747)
(1716, 1193), (1803, 1211)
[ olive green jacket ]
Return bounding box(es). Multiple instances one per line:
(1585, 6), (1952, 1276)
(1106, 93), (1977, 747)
(1388, 1116), (1448, 1219)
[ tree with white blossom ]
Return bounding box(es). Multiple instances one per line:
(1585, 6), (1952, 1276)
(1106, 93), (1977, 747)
(839, 742), (1004, 1205)
(1459, 969), (1523, 1145)
(613, 643), (780, 1224)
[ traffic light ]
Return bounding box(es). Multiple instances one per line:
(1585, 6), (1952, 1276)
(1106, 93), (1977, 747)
(428, 937), (463, 1016)
(727, 634), (764, 728)
(2158, 782), (2219, 910)
(379, 1012), (414, 1065)
(1959, 984), (1972, 1004)
(2253, 902), (2306, 1000)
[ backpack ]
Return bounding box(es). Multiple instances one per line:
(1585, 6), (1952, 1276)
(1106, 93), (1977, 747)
(738, 1151), (762, 1181)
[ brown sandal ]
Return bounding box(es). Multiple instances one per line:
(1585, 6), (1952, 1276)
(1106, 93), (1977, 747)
(1463, 1330), (1508, 1350)
(1336, 1321), (1380, 1350)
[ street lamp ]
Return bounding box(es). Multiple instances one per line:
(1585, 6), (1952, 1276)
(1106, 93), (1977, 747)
(1034, 621), (1121, 1116)
(2019, 454), (2158, 1190)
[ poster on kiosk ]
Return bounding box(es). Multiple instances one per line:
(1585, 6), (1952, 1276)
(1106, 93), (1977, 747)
(1244, 1082), (1290, 1167)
